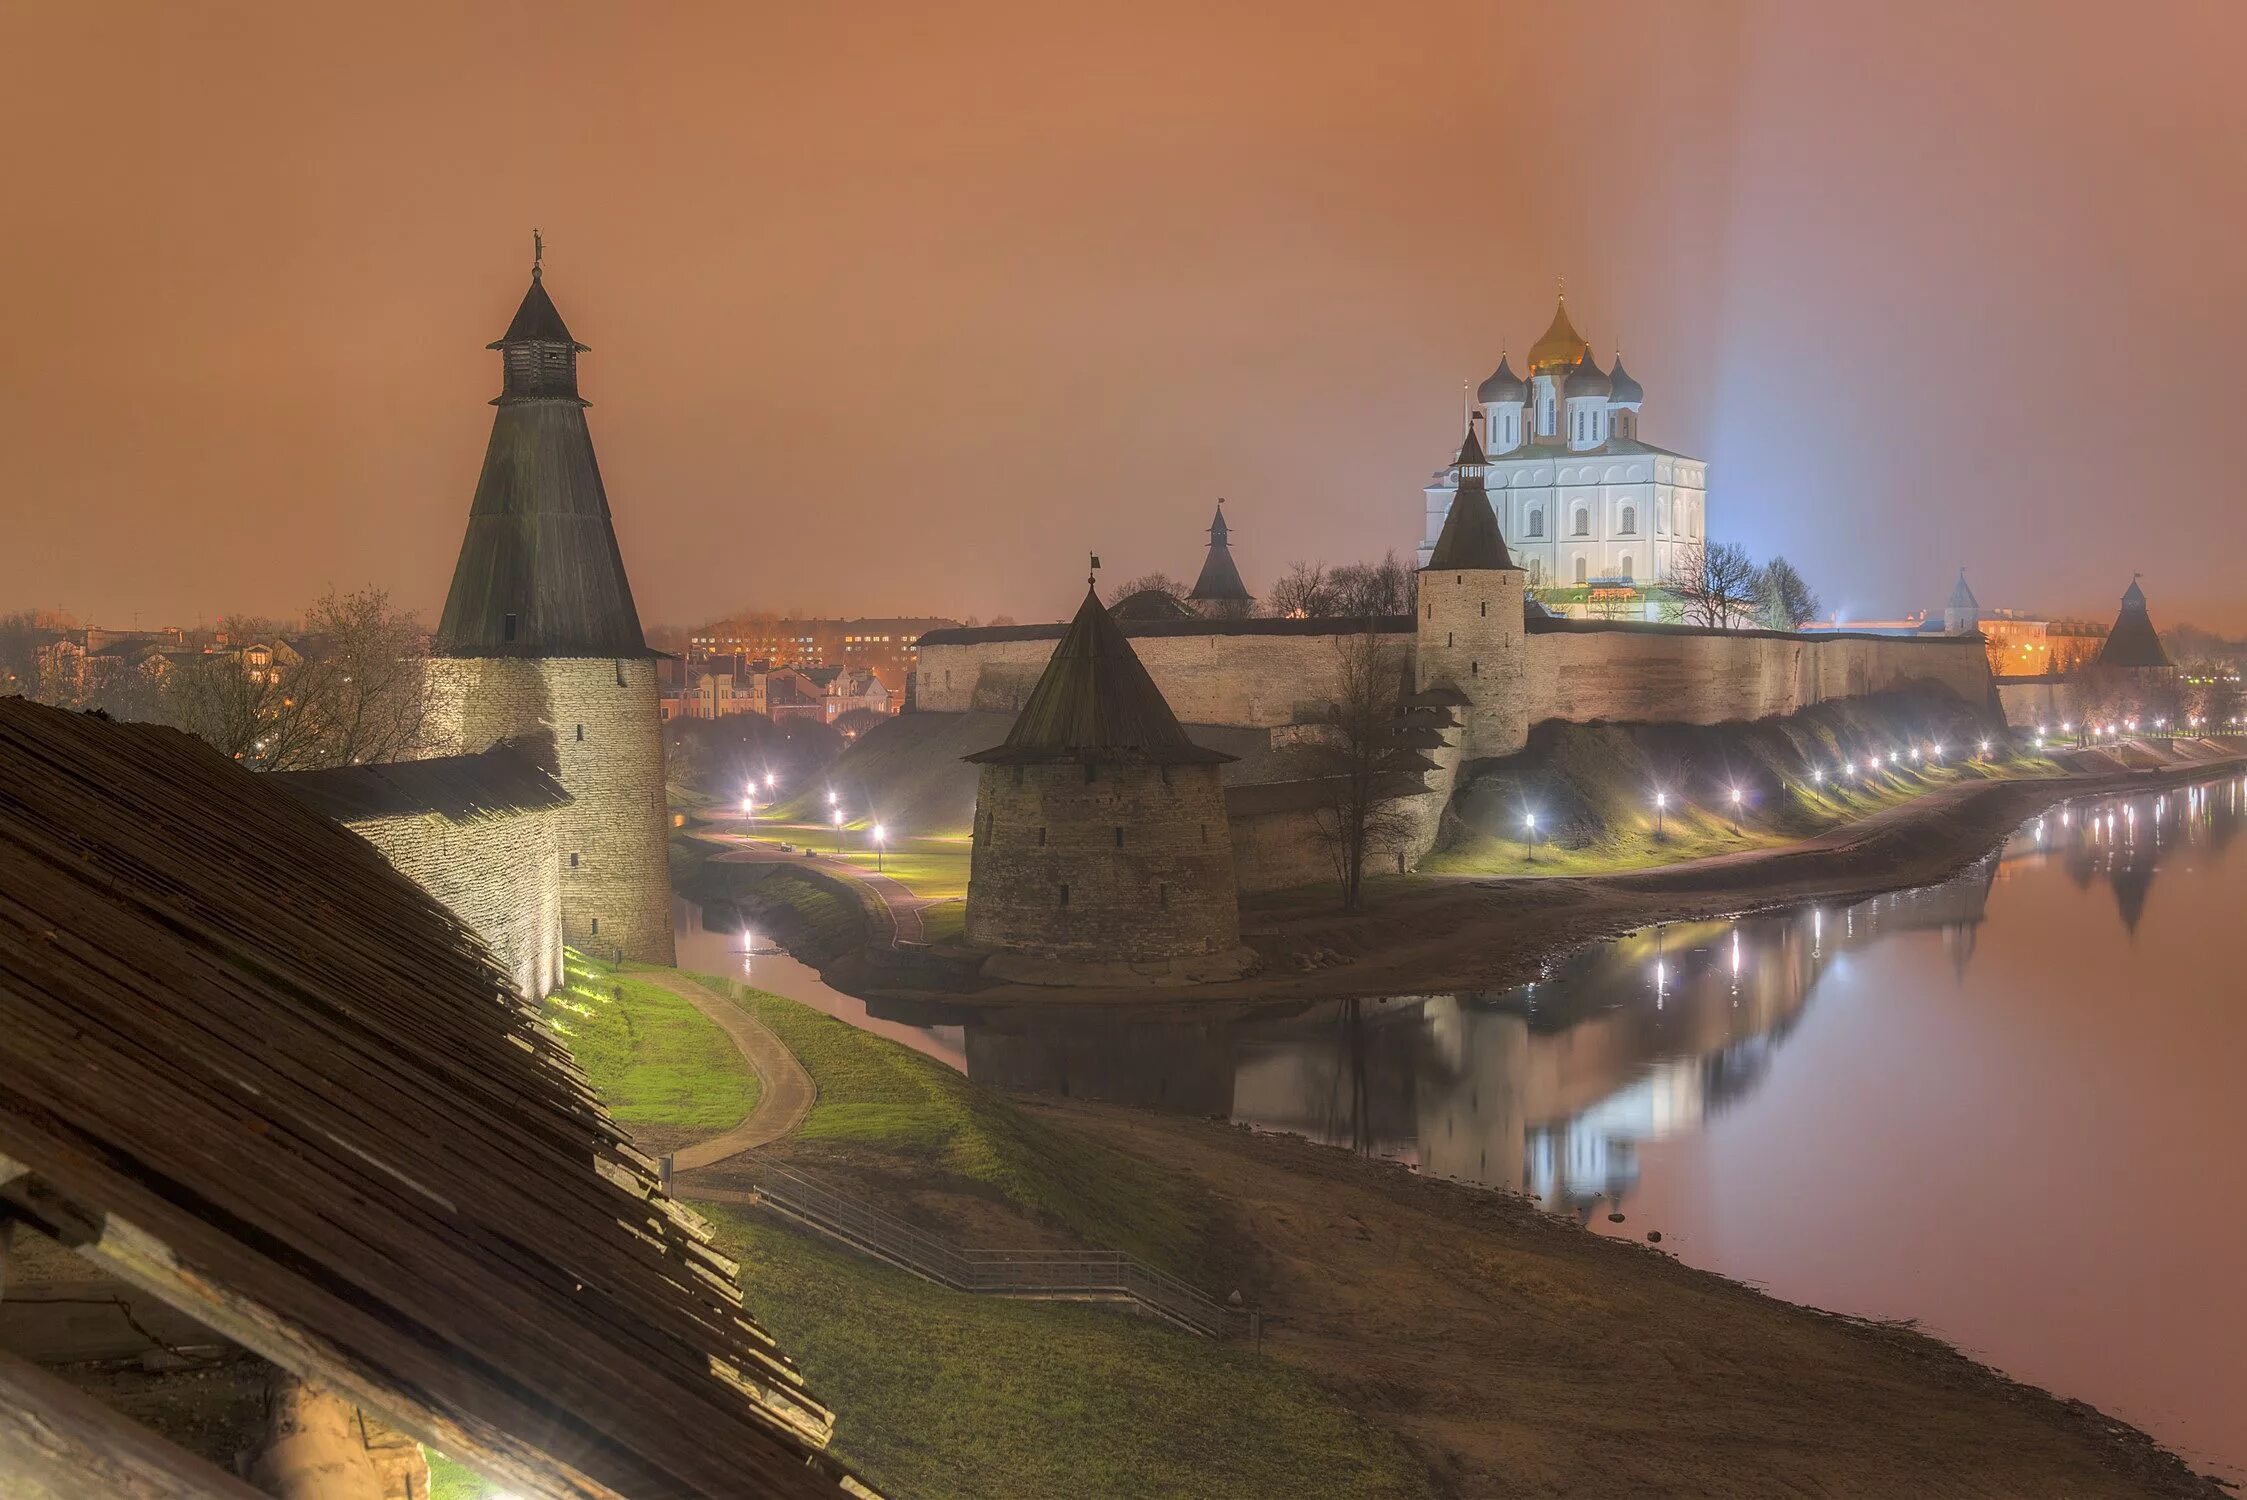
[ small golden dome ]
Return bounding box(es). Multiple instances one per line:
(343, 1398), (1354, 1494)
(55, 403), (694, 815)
(1527, 292), (1588, 373)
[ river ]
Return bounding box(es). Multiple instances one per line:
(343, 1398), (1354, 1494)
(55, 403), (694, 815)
(677, 774), (2247, 1480)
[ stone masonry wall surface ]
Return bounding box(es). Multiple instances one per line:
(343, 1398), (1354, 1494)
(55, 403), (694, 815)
(1520, 628), (1991, 738)
(966, 762), (1239, 961)
(925, 617), (1987, 752)
(429, 656), (676, 964)
(922, 633), (1414, 726)
(344, 805), (563, 1000)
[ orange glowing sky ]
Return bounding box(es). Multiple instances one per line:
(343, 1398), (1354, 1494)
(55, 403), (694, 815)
(4, 2), (2243, 633)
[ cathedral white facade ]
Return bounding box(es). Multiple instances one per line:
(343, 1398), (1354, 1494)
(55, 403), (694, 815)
(1418, 291), (1708, 611)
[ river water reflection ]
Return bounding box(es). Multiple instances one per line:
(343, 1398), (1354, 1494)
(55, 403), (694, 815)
(681, 776), (2247, 1478)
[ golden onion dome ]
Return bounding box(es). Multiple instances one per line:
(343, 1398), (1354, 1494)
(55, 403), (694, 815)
(1527, 292), (1589, 373)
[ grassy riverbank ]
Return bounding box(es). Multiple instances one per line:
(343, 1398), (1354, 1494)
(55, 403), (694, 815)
(541, 955), (759, 1139)
(529, 952), (2228, 1497)
(530, 956), (1431, 1500)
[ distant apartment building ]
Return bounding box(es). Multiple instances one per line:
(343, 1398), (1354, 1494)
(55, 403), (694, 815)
(685, 616), (957, 694)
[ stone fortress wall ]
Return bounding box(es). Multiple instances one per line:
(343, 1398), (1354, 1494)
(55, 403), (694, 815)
(927, 611), (1993, 897)
(271, 738), (570, 1000)
(343, 803), (565, 1001)
(428, 657), (677, 966)
(920, 617), (1994, 743)
(966, 761), (1241, 967)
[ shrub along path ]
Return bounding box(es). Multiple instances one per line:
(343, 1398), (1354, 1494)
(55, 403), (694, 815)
(621, 966), (816, 1170)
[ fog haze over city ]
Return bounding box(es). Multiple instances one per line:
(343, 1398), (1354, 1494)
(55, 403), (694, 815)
(5, 0), (2243, 630)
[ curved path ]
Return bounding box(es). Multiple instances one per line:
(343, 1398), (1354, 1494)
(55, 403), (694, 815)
(623, 966), (815, 1171)
(693, 830), (946, 947)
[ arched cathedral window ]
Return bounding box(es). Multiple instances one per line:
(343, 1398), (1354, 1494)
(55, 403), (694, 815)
(1621, 506), (1636, 535)
(1574, 556), (1588, 585)
(1527, 510), (1544, 538)
(1573, 508), (1590, 538)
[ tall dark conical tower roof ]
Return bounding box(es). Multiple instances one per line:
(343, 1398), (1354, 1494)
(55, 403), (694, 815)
(1186, 500), (1251, 604)
(965, 583), (1232, 766)
(1425, 433), (1515, 572)
(433, 252), (654, 659)
(2098, 575), (2169, 669)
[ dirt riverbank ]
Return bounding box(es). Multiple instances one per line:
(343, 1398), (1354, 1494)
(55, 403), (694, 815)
(1034, 1098), (2228, 1498)
(821, 746), (2246, 1011)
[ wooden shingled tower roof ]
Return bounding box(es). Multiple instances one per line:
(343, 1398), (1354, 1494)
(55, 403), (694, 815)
(1186, 500), (1251, 604)
(0, 699), (859, 1500)
(2098, 576), (2170, 669)
(965, 584), (1233, 766)
(1424, 430), (1516, 572)
(433, 260), (657, 660)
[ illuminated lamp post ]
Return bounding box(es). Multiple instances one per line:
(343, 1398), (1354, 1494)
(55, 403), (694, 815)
(1727, 785), (1743, 834)
(1653, 791), (1667, 839)
(833, 809), (845, 855)
(873, 822), (887, 873)
(765, 771), (778, 793)
(1522, 812), (1538, 864)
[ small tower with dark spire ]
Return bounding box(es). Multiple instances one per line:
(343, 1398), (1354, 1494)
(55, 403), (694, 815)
(428, 242), (675, 965)
(962, 576), (1246, 983)
(1943, 568), (1981, 635)
(1186, 500), (1254, 619)
(1417, 430), (1530, 757)
(2098, 575), (2172, 672)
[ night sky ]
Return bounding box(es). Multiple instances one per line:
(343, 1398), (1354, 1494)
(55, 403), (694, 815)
(6, 2), (2242, 633)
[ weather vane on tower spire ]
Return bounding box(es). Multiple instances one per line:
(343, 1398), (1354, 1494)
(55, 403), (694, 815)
(532, 227), (544, 280)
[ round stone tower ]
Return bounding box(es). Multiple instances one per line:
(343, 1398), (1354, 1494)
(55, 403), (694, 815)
(1416, 429), (1529, 758)
(428, 246), (675, 965)
(963, 580), (1246, 983)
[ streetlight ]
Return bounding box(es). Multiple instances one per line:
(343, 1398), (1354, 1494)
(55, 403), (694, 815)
(1811, 767), (1825, 788)
(1977, 738), (1990, 758)
(765, 771), (778, 793)
(1522, 812), (1538, 863)
(1653, 790), (1667, 839)
(833, 808), (845, 855)
(872, 821), (887, 872)
(1727, 785), (1743, 833)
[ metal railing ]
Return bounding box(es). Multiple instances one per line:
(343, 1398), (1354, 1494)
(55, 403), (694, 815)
(743, 1155), (1255, 1341)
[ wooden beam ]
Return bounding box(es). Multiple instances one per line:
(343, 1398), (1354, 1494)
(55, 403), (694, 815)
(0, 1345), (271, 1500)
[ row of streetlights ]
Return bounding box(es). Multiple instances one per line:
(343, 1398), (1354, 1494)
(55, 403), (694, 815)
(1516, 734), (2013, 859)
(741, 779), (888, 870)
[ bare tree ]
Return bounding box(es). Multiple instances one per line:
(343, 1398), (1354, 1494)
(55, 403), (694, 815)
(1264, 560), (1334, 619)
(0, 612), (43, 697)
(1105, 572), (1190, 606)
(1304, 628), (1422, 912)
(170, 588), (432, 769)
(1665, 541), (1760, 628)
(1327, 551), (1416, 617)
(1754, 556), (1820, 630)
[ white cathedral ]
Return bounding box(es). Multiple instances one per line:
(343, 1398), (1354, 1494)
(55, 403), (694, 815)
(1419, 289), (1708, 615)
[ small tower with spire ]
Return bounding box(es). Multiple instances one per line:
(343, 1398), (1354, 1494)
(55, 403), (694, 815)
(428, 240), (675, 966)
(1943, 569), (1981, 635)
(1185, 500), (1254, 619)
(1417, 430), (1531, 757)
(962, 573), (1248, 982)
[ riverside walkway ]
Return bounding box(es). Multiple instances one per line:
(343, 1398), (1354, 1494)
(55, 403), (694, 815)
(622, 967), (815, 1170)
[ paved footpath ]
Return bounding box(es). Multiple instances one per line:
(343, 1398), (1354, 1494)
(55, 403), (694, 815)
(623, 966), (816, 1170)
(693, 830), (946, 947)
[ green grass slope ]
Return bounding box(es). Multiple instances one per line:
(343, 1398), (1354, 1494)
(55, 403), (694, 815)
(714, 1210), (1432, 1500)
(545, 955), (759, 1131)
(1430, 686), (2037, 875)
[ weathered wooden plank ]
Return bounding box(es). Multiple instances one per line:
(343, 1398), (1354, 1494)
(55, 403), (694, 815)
(0, 701), (859, 1499)
(0, 1345), (272, 1500)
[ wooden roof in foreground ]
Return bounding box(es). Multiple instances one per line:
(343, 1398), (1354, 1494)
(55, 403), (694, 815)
(0, 699), (859, 1500)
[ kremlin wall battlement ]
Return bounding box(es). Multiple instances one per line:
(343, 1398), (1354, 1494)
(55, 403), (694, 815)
(918, 616), (1993, 746)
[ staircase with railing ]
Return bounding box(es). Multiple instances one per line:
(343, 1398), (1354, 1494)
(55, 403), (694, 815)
(728, 1154), (1256, 1341)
